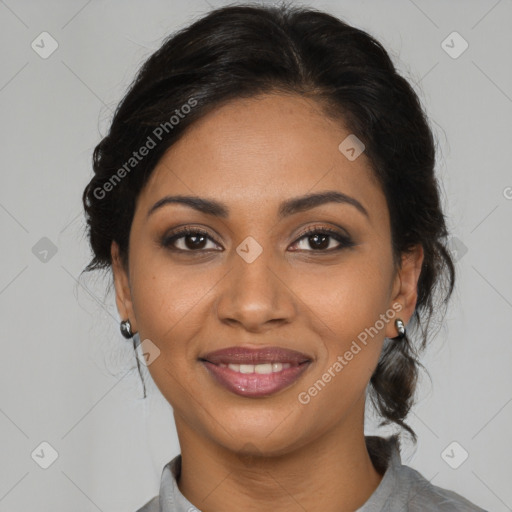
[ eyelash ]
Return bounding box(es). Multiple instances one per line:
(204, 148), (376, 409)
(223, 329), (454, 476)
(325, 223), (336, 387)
(160, 225), (355, 254)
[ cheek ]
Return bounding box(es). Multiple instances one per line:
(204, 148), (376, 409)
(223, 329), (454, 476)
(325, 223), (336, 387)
(298, 255), (391, 382)
(128, 260), (211, 406)
(299, 252), (392, 337)
(130, 253), (214, 345)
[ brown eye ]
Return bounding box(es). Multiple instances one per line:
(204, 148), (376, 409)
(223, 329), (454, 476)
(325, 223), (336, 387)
(161, 228), (220, 252)
(290, 227), (355, 252)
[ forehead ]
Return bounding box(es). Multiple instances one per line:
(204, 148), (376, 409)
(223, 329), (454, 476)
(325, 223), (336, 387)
(137, 93), (386, 225)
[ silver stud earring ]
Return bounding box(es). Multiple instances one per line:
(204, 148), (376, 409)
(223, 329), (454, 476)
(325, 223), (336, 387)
(120, 319), (134, 339)
(394, 318), (406, 339)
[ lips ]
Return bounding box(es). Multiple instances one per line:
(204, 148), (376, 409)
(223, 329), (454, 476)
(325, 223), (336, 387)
(201, 346), (311, 366)
(199, 346), (312, 398)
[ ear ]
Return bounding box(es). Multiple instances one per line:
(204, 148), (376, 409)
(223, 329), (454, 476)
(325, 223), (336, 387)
(385, 244), (424, 339)
(111, 240), (137, 333)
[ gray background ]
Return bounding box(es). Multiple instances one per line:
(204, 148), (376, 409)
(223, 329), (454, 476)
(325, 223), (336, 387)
(1, 0), (511, 510)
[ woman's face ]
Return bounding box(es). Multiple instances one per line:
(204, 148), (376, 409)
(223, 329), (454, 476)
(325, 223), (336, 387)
(112, 93), (423, 455)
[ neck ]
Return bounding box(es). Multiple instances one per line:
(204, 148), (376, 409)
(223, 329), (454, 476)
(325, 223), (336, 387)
(174, 402), (384, 512)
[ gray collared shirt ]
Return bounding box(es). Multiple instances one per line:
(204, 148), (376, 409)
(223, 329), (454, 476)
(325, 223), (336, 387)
(135, 435), (488, 511)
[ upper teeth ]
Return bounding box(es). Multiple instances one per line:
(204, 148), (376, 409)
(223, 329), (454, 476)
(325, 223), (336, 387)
(219, 363), (292, 374)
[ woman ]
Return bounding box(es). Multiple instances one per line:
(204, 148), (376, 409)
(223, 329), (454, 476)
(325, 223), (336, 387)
(82, 3), (487, 511)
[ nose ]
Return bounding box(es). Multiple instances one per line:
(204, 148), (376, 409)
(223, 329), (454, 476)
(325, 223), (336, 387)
(214, 247), (297, 333)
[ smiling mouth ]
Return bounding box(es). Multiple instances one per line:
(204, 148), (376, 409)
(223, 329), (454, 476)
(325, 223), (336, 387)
(200, 360), (311, 397)
(216, 362), (295, 374)
(199, 346), (312, 397)
(200, 345), (311, 365)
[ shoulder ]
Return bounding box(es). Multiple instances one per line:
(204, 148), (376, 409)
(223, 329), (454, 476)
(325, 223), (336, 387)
(134, 495), (159, 512)
(396, 464), (488, 512)
(365, 435), (488, 512)
(133, 454), (182, 511)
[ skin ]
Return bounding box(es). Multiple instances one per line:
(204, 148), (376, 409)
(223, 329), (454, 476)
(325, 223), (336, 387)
(111, 93), (424, 512)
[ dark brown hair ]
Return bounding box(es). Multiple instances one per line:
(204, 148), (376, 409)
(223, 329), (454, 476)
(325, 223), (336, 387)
(82, 2), (455, 446)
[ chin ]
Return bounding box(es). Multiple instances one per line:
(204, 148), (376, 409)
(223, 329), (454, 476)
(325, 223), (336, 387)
(208, 409), (308, 455)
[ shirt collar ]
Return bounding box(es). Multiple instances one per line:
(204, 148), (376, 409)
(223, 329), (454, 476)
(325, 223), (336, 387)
(356, 435), (401, 511)
(157, 435), (401, 512)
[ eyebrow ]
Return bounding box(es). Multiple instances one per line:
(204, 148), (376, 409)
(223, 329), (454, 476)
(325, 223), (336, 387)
(146, 190), (369, 220)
